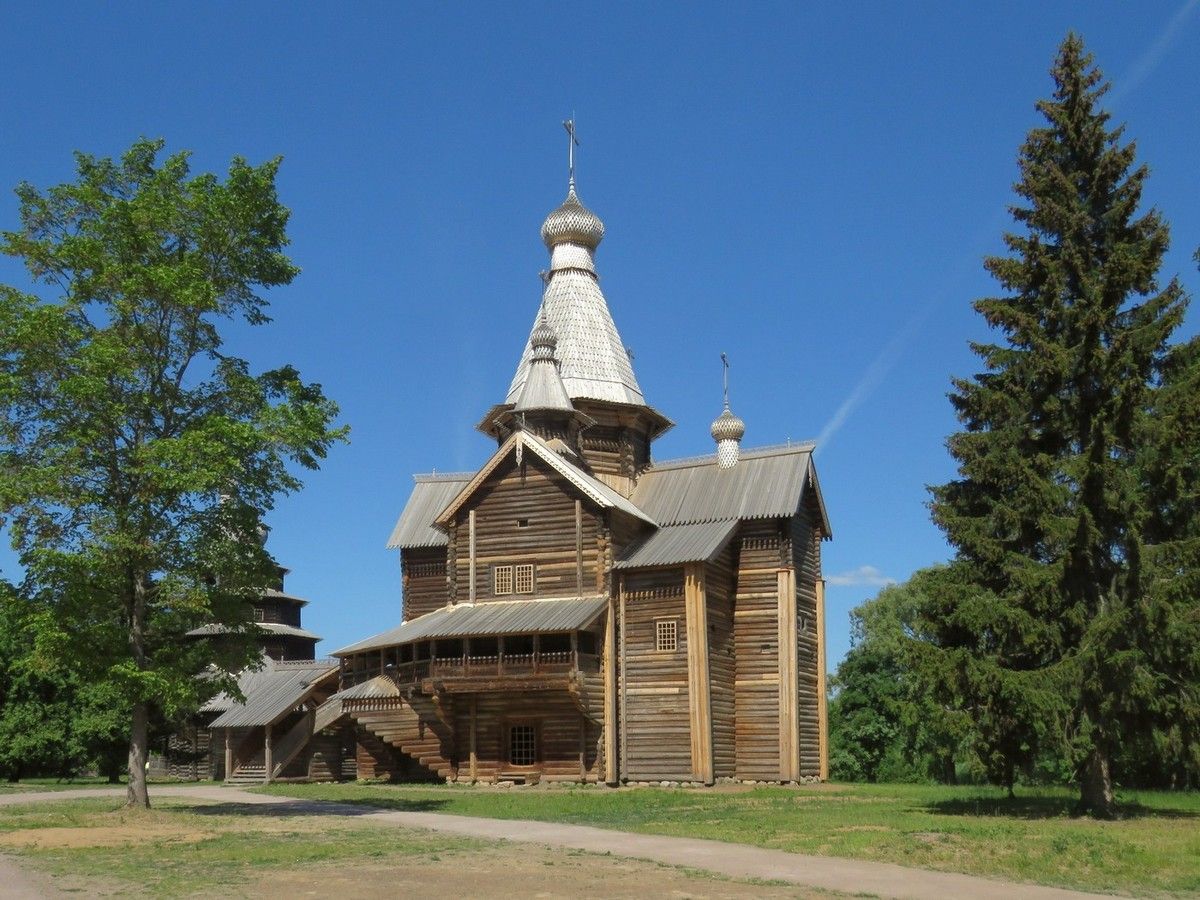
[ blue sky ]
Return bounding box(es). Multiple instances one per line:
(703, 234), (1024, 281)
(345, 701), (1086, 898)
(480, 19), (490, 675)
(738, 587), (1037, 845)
(2, 2), (1198, 667)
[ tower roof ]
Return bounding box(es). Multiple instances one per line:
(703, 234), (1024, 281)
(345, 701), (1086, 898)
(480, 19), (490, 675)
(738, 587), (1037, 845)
(507, 181), (645, 407)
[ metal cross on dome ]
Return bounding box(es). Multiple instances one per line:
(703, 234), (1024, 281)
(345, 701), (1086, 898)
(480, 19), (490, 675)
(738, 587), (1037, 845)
(563, 118), (579, 184)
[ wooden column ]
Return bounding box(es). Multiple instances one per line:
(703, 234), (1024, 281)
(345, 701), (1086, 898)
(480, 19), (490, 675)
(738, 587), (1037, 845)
(468, 509), (477, 604)
(575, 500), (584, 595)
(685, 563), (714, 784)
(618, 579), (628, 781)
(264, 723), (274, 784)
(469, 695), (478, 783)
(777, 567), (800, 782)
(224, 728), (233, 783)
(815, 576), (829, 781)
(603, 591), (618, 785)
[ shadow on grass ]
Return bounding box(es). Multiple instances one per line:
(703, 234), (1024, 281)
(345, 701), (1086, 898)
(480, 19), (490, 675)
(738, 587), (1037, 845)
(180, 797), (451, 818)
(924, 795), (1198, 821)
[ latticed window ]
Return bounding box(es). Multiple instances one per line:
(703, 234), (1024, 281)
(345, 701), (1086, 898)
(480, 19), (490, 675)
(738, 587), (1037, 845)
(253, 608), (265, 623)
(494, 565), (513, 595)
(514, 563), (535, 594)
(509, 724), (536, 766)
(656, 619), (677, 652)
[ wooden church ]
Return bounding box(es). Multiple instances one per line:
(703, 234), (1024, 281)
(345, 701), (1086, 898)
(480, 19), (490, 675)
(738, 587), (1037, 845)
(333, 141), (832, 785)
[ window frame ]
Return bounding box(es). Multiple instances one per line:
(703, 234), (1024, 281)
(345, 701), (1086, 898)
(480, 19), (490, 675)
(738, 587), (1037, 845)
(514, 562), (535, 595)
(506, 720), (539, 768)
(493, 565), (514, 596)
(655, 618), (678, 653)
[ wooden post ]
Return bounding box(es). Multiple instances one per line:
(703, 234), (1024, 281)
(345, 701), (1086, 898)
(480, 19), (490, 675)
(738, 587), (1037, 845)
(224, 728), (233, 783)
(575, 499), (584, 595)
(618, 577), (628, 781)
(685, 563), (714, 784)
(379, 648), (386, 675)
(468, 509), (477, 604)
(816, 576), (829, 781)
(579, 716), (587, 780)
(777, 568), (800, 782)
(264, 723), (274, 784)
(533, 633), (540, 674)
(603, 592), (618, 785)
(498, 636), (505, 675)
(469, 695), (478, 783)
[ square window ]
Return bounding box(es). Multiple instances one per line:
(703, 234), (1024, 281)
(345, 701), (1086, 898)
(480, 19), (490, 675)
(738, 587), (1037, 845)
(253, 608), (265, 623)
(509, 723), (536, 766)
(656, 619), (677, 652)
(517, 518), (530, 528)
(494, 565), (513, 595)
(514, 563), (535, 594)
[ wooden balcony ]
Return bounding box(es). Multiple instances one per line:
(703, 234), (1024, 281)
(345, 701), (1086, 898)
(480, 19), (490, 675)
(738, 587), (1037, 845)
(389, 650), (599, 686)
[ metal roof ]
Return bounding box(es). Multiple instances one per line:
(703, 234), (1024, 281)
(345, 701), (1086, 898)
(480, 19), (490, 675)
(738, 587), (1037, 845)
(386, 474), (471, 549)
(633, 443), (831, 535)
(335, 674), (400, 701)
(207, 659), (338, 729)
(334, 595), (609, 656)
(435, 431), (655, 528)
(613, 520), (739, 570)
(187, 622), (322, 641)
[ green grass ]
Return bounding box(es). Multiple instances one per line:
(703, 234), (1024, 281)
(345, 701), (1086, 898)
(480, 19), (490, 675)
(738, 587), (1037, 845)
(0, 776), (213, 794)
(253, 780), (1200, 896)
(0, 797), (484, 897)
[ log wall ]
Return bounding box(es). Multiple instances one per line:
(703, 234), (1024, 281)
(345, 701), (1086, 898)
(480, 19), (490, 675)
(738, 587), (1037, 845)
(733, 519), (783, 780)
(621, 567), (692, 781)
(792, 489), (824, 778)
(451, 691), (599, 783)
(402, 547), (449, 621)
(706, 543), (737, 779)
(454, 456), (601, 601)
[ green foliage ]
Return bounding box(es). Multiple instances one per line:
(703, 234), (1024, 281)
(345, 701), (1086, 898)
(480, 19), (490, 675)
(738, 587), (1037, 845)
(829, 576), (974, 785)
(0, 138), (348, 801)
(924, 35), (1199, 813)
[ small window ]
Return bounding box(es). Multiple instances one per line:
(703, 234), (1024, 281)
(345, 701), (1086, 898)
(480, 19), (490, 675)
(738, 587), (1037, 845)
(253, 608), (265, 623)
(494, 565), (513, 595)
(516, 518), (530, 529)
(514, 563), (535, 594)
(656, 619), (677, 652)
(509, 724), (536, 766)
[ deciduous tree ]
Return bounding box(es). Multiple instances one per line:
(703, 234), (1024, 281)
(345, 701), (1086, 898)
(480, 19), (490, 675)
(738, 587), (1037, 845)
(0, 139), (347, 807)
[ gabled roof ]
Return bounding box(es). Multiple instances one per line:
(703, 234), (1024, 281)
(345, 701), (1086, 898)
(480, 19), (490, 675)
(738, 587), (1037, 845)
(334, 595), (609, 656)
(613, 519), (739, 570)
(434, 431), (655, 528)
(386, 473), (472, 549)
(632, 443), (832, 536)
(206, 658), (338, 728)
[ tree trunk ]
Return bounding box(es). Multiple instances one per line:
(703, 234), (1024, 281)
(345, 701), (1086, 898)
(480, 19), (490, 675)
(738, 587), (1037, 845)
(125, 572), (151, 809)
(1078, 747), (1115, 818)
(126, 701), (151, 808)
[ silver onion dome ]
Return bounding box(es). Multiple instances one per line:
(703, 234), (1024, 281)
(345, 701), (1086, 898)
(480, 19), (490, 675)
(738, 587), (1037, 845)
(541, 183), (605, 249)
(710, 405), (746, 442)
(529, 315), (558, 361)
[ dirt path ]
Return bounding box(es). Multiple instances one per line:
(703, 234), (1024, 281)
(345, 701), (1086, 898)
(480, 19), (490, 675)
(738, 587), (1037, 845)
(0, 785), (1115, 899)
(0, 851), (68, 898)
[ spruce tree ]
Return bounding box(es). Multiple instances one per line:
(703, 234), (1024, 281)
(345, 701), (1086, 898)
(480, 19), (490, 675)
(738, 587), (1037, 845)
(926, 34), (1195, 816)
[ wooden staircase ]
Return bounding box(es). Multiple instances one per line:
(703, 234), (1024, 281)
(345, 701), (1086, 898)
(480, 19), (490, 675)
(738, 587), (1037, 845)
(349, 696), (457, 780)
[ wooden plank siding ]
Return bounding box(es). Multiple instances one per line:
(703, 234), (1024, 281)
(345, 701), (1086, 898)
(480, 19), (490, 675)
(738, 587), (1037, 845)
(733, 519), (784, 780)
(705, 542), (737, 780)
(792, 488), (824, 778)
(401, 547), (449, 621)
(620, 567), (692, 781)
(452, 455), (601, 602)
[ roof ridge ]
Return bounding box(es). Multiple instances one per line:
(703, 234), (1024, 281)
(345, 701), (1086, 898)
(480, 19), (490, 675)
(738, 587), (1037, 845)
(649, 441), (816, 471)
(413, 472), (474, 483)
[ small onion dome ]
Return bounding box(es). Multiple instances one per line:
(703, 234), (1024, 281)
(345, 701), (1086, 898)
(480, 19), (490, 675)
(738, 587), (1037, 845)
(530, 316), (558, 361)
(710, 405), (746, 442)
(541, 183), (605, 249)
(711, 404), (745, 470)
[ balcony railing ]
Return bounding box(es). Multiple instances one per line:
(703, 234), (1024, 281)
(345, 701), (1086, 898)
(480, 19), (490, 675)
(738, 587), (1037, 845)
(377, 650), (598, 685)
